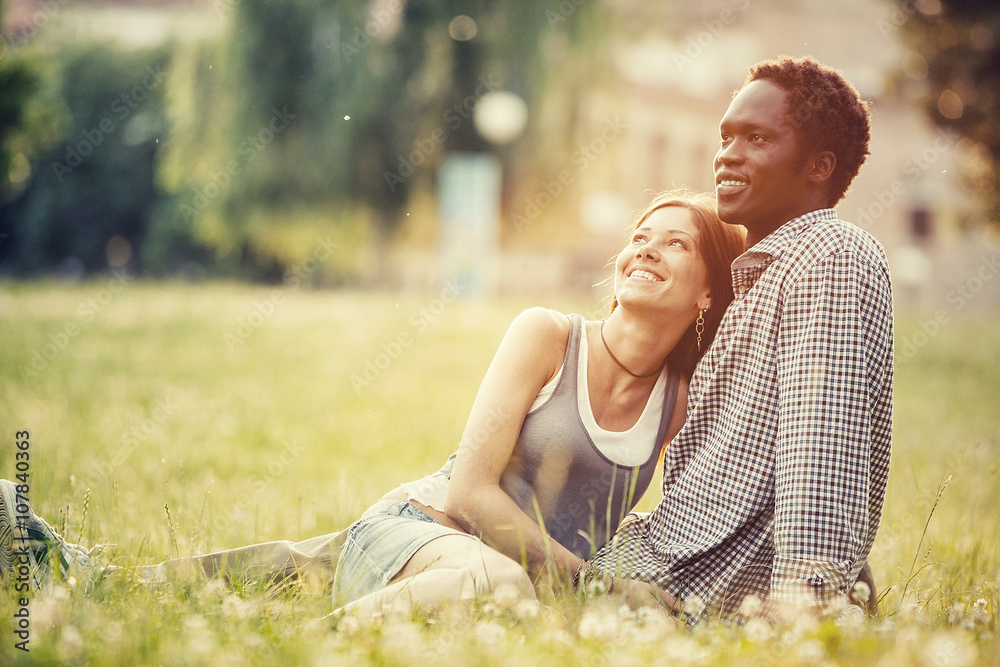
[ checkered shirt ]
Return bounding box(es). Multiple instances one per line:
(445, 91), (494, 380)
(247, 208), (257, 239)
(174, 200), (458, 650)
(590, 209), (894, 621)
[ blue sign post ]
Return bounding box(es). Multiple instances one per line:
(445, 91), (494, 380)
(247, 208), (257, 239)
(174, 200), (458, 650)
(437, 153), (502, 296)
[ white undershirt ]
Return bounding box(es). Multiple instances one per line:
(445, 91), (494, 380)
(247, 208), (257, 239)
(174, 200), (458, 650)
(402, 323), (668, 510)
(531, 324), (665, 466)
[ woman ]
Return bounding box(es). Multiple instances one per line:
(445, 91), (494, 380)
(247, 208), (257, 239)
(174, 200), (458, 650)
(331, 190), (744, 614)
(0, 190), (744, 612)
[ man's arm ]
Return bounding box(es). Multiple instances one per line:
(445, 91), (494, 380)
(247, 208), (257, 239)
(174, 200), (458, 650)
(770, 248), (893, 611)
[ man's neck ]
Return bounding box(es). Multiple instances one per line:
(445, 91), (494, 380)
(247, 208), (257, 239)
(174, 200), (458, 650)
(744, 205), (831, 249)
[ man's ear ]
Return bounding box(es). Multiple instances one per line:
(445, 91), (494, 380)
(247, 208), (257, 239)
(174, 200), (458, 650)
(807, 150), (837, 185)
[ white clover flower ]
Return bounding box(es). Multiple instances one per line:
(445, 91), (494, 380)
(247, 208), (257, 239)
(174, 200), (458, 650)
(970, 598), (989, 626)
(681, 594), (706, 618)
(336, 613), (363, 635)
(201, 577), (227, 600)
(835, 603), (865, 632)
(738, 594), (763, 618)
(579, 608), (621, 643)
(474, 620), (508, 646)
(743, 617), (773, 643)
(514, 598), (541, 620)
(585, 577), (609, 598)
(630, 607), (676, 643)
(826, 593), (849, 618)
(850, 580), (872, 607)
(635, 605), (674, 628)
(221, 593), (261, 620)
(542, 627), (574, 647)
(491, 581), (523, 610)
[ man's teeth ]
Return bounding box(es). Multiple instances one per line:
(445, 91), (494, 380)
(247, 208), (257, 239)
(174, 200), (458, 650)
(630, 270), (660, 281)
(719, 179), (748, 186)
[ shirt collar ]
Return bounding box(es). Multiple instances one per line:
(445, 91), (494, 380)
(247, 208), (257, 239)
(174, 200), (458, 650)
(730, 209), (837, 296)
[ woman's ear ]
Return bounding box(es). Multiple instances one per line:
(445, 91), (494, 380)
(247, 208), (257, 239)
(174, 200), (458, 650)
(698, 290), (712, 313)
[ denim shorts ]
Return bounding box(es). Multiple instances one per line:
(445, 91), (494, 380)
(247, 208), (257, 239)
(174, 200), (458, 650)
(332, 498), (469, 605)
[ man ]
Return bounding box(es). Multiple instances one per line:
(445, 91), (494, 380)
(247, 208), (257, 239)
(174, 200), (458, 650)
(590, 56), (893, 622)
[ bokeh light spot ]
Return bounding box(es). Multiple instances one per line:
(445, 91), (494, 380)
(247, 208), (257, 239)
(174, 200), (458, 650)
(916, 0), (942, 16)
(106, 235), (133, 268)
(937, 89), (964, 119)
(474, 91), (528, 145)
(448, 15), (478, 41)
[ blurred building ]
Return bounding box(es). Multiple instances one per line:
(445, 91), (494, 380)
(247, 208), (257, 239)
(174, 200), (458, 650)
(1, 0), (219, 50)
(556, 0), (999, 311)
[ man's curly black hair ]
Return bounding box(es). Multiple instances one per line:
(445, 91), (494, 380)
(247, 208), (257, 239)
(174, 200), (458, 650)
(743, 56), (871, 207)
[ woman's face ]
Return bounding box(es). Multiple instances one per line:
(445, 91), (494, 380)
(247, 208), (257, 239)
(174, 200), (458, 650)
(614, 206), (712, 317)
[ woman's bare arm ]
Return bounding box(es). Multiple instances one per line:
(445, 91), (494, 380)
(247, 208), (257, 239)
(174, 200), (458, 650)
(444, 307), (584, 580)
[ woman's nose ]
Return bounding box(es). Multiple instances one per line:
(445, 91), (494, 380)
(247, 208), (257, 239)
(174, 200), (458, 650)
(635, 243), (658, 260)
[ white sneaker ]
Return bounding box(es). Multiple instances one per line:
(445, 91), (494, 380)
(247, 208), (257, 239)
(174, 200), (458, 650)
(0, 480), (96, 591)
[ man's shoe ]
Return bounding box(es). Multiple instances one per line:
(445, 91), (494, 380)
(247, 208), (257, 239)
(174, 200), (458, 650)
(0, 479), (95, 591)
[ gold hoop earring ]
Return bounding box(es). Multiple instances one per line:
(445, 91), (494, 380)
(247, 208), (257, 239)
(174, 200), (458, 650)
(696, 309), (705, 353)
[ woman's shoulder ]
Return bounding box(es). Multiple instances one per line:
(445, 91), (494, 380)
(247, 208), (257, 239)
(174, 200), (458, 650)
(509, 307), (571, 339)
(502, 307), (573, 359)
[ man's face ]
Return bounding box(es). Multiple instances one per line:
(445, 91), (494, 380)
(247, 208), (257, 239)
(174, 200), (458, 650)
(714, 79), (814, 244)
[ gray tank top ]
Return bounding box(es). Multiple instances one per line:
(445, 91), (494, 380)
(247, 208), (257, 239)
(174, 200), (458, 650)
(499, 313), (680, 559)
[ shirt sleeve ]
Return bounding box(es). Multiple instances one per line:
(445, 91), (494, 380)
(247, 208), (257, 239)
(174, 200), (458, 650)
(769, 249), (890, 608)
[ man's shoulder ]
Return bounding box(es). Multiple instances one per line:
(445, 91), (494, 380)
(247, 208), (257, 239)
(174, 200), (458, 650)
(786, 214), (889, 270)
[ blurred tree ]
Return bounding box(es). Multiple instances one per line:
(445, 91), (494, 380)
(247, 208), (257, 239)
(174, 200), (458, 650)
(0, 0), (63, 209)
(1, 0), (599, 280)
(154, 0), (598, 282)
(0, 59), (37, 202)
(892, 0), (1000, 223)
(0, 44), (172, 275)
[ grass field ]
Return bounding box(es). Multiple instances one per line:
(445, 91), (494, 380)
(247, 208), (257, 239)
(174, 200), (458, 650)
(1, 280), (998, 665)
